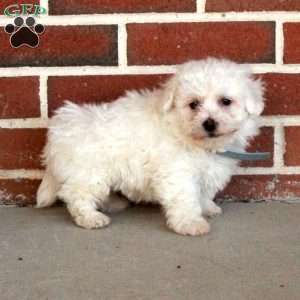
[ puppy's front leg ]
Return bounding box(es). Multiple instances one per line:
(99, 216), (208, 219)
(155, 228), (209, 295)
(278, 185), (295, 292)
(160, 181), (210, 236)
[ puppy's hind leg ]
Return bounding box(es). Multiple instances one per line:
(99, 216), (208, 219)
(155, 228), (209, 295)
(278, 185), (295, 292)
(58, 183), (111, 229)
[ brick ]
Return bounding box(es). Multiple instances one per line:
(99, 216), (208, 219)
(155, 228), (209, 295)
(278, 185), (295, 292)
(0, 179), (40, 206)
(219, 175), (300, 201)
(48, 74), (169, 115)
(284, 127), (300, 166)
(49, 0), (196, 14)
(0, 25), (117, 67)
(0, 0), (38, 14)
(0, 77), (40, 119)
(127, 22), (275, 65)
(262, 73), (300, 115)
(0, 129), (46, 169)
(206, 0), (300, 12)
(241, 127), (274, 168)
(284, 23), (300, 64)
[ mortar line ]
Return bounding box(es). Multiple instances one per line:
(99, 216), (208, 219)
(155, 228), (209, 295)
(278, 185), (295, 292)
(3, 64), (300, 77)
(118, 24), (128, 69)
(235, 166), (300, 175)
(273, 125), (285, 168)
(0, 170), (44, 179)
(261, 116), (300, 126)
(39, 75), (49, 121)
(0, 12), (299, 26)
(197, 0), (206, 13)
(0, 118), (47, 129)
(275, 20), (284, 65)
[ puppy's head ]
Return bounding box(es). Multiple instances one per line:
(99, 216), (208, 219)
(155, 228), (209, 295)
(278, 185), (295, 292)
(162, 58), (265, 149)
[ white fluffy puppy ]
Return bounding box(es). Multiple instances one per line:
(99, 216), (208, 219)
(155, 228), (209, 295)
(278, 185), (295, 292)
(37, 58), (264, 236)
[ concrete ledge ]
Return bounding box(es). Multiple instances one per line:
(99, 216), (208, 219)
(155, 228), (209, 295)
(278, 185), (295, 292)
(0, 202), (299, 300)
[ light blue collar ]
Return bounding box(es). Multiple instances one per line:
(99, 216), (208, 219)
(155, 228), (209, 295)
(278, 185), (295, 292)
(217, 150), (270, 161)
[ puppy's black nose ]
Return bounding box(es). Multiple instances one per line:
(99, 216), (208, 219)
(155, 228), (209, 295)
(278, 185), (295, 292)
(202, 118), (217, 133)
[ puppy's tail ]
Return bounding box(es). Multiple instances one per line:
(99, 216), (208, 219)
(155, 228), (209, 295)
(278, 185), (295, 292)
(36, 169), (59, 208)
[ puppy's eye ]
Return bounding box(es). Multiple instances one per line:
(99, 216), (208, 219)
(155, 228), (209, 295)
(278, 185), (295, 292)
(220, 97), (232, 106)
(189, 100), (200, 110)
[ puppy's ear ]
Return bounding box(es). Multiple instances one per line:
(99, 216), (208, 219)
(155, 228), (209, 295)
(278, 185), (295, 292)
(162, 75), (178, 112)
(245, 77), (265, 116)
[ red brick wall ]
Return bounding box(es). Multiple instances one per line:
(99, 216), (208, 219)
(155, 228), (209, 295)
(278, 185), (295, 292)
(1, 0), (300, 205)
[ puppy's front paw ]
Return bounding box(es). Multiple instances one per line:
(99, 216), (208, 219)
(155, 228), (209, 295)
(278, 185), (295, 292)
(74, 212), (111, 229)
(167, 217), (210, 236)
(203, 203), (222, 218)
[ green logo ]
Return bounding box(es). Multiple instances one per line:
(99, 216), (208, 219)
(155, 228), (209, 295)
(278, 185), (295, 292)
(4, 4), (47, 17)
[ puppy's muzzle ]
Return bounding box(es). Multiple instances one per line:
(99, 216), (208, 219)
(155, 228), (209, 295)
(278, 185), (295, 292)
(202, 118), (218, 135)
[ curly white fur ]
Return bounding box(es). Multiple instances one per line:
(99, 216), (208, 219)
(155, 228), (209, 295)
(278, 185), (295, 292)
(37, 58), (265, 236)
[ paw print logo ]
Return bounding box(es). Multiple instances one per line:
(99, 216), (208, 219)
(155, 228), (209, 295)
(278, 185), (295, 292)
(4, 16), (45, 48)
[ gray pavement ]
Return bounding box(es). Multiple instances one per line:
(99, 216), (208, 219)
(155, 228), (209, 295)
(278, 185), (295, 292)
(0, 202), (299, 300)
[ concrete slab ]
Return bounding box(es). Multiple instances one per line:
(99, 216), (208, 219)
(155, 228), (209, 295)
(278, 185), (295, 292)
(0, 202), (299, 300)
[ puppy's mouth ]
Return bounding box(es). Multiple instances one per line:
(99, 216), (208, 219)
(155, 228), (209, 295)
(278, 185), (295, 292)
(208, 132), (222, 138)
(206, 129), (237, 139)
